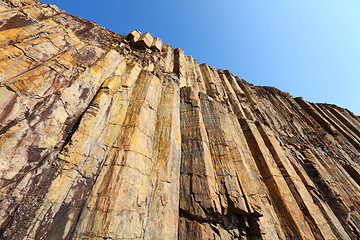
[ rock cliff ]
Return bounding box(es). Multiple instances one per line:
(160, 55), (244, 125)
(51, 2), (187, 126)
(1, 0), (360, 239)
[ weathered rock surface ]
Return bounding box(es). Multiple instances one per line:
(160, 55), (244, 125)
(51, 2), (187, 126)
(1, 0), (360, 239)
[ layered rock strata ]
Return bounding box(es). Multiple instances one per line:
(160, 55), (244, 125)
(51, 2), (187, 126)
(1, 0), (360, 239)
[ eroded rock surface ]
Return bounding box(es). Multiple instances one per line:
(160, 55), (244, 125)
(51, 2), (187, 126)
(1, 0), (360, 239)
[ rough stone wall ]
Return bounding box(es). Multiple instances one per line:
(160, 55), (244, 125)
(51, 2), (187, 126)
(1, 0), (360, 239)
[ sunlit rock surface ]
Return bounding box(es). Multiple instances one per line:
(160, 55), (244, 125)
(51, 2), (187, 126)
(1, 0), (360, 239)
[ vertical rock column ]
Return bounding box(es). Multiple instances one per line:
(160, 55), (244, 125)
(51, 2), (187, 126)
(174, 48), (187, 87)
(179, 87), (222, 221)
(199, 63), (221, 102)
(179, 86), (285, 239)
(66, 69), (182, 240)
(255, 121), (339, 240)
(0, 49), (122, 239)
(143, 78), (181, 239)
(23, 61), (141, 239)
(73, 70), (163, 239)
(240, 119), (315, 239)
(161, 44), (174, 72)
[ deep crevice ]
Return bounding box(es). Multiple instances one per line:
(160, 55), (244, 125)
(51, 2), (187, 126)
(343, 164), (360, 188)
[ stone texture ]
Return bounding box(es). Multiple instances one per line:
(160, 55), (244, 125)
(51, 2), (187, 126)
(151, 37), (163, 52)
(136, 32), (154, 49)
(1, 1), (360, 239)
(126, 30), (142, 43)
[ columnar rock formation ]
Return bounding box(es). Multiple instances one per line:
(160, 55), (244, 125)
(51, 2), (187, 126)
(1, 0), (360, 239)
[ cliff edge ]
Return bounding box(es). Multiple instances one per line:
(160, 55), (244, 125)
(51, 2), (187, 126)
(1, 0), (360, 239)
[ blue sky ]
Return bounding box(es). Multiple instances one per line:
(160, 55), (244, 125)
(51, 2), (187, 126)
(43, 0), (360, 115)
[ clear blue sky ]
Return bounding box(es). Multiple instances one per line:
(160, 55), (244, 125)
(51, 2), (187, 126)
(42, 0), (360, 116)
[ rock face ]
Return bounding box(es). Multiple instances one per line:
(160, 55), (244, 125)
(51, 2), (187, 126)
(1, 0), (360, 239)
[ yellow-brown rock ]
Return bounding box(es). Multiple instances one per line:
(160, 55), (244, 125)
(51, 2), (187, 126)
(136, 32), (154, 49)
(1, 1), (360, 239)
(151, 37), (163, 52)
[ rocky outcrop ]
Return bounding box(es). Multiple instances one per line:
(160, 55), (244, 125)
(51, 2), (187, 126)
(1, 0), (360, 239)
